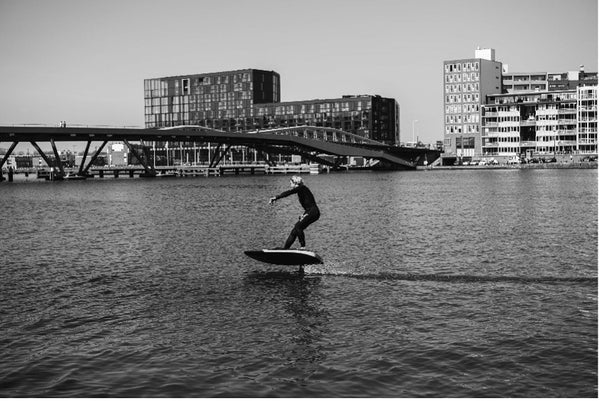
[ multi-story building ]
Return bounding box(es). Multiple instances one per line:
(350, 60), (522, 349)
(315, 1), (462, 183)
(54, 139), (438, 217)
(502, 72), (549, 93)
(577, 85), (598, 153)
(144, 69), (280, 130)
(254, 95), (399, 145)
(547, 68), (598, 91)
(144, 69), (399, 145)
(481, 87), (597, 157)
(502, 67), (598, 94)
(442, 48), (503, 160)
(443, 48), (598, 164)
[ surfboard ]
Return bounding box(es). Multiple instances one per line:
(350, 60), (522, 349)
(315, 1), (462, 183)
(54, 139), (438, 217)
(244, 249), (323, 266)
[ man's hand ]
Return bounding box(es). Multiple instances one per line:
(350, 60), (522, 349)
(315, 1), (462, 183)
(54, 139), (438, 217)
(269, 197), (276, 205)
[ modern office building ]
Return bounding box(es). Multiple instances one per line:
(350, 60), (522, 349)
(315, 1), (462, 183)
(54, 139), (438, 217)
(144, 69), (400, 146)
(442, 48), (503, 159)
(254, 95), (399, 145)
(144, 69), (281, 130)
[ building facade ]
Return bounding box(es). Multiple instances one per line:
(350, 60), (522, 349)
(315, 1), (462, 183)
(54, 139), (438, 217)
(443, 49), (598, 163)
(481, 87), (597, 157)
(254, 95), (399, 145)
(144, 69), (281, 130)
(443, 48), (503, 159)
(502, 67), (598, 94)
(576, 85), (598, 153)
(144, 69), (399, 145)
(502, 72), (549, 93)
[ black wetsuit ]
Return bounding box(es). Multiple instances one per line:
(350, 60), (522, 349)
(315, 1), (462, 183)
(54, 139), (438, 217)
(274, 184), (320, 249)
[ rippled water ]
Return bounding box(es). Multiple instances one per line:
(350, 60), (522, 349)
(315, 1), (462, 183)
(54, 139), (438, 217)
(0, 169), (597, 397)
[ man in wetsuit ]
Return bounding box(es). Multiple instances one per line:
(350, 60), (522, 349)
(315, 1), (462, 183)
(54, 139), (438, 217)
(269, 175), (320, 250)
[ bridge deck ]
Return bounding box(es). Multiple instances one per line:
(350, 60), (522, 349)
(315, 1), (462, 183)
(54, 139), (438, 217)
(0, 125), (439, 171)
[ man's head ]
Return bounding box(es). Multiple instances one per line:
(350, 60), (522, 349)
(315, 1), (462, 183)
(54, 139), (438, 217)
(290, 175), (304, 187)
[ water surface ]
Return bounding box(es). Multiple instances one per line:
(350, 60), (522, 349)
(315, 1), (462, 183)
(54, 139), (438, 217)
(0, 169), (597, 397)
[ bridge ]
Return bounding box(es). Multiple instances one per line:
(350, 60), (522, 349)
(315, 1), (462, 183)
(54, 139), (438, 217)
(0, 124), (440, 179)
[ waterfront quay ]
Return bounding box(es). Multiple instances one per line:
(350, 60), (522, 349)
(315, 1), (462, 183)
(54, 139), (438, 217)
(3, 158), (596, 182)
(426, 160), (598, 170)
(426, 152), (598, 170)
(0, 162), (324, 182)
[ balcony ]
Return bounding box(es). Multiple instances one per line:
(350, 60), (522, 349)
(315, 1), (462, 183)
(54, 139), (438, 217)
(557, 129), (577, 135)
(520, 119), (536, 127)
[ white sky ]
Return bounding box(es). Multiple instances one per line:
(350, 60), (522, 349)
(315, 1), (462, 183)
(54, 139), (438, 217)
(0, 0), (597, 145)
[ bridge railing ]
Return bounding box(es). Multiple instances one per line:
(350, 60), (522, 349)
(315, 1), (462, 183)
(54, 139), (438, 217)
(2, 123), (387, 148)
(1, 123), (144, 129)
(244, 126), (385, 146)
(160, 125), (385, 146)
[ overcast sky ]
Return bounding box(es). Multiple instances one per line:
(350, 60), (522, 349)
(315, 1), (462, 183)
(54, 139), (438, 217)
(0, 0), (597, 145)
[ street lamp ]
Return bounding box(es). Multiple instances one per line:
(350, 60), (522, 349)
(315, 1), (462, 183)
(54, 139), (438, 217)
(412, 120), (419, 143)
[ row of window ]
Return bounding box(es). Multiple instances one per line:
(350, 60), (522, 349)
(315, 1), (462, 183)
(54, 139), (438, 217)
(445, 61), (480, 73)
(445, 125), (479, 134)
(173, 82), (256, 95)
(484, 108), (577, 117)
(445, 72), (481, 84)
(145, 98), (374, 116)
(145, 93), (262, 110)
(145, 111), (377, 125)
(144, 73), (272, 98)
(445, 83), (481, 93)
(145, 79), (169, 91)
(490, 137), (521, 143)
(175, 73), (253, 88)
(485, 133), (580, 141)
(485, 126), (579, 134)
(487, 92), (578, 105)
(578, 88), (597, 99)
(445, 114), (481, 124)
(505, 84), (547, 91)
(504, 75), (547, 82)
(445, 93), (481, 103)
(257, 101), (372, 116)
(485, 146), (521, 153)
(445, 104), (480, 114)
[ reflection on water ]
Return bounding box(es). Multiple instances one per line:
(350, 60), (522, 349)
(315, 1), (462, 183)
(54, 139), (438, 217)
(244, 273), (328, 392)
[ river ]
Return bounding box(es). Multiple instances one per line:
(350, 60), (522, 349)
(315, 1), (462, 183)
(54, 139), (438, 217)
(0, 169), (597, 397)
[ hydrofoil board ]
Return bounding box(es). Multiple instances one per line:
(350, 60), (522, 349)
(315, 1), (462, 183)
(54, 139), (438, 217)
(244, 249), (323, 266)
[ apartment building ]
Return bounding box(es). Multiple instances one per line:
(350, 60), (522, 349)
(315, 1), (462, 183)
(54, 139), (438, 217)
(481, 87), (597, 157)
(502, 72), (549, 93)
(442, 48), (503, 160)
(443, 49), (598, 164)
(502, 66), (598, 94)
(577, 85), (598, 153)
